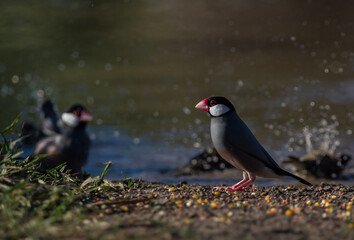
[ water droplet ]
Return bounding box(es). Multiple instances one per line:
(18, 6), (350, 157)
(37, 90), (44, 98)
(11, 75), (19, 84)
(183, 107), (191, 115)
(58, 64), (66, 71)
(193, 142), (201, 148)
(1, 84), (13, 97)
(78, 60), (85, 68)
(105, 64), (112, 71)
(133, 138), (140, 144)
(72, 51), (79, 58)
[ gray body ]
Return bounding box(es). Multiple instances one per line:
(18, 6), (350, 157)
(35, 124), (90, 173)
(211, 111), (284, 179)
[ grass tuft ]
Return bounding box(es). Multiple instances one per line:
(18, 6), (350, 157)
(0, 116), (138, 238)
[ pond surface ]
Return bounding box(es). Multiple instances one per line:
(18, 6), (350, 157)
(1, 0), (353, 185)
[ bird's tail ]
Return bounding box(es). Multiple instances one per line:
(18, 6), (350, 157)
(276, 168), (312, 186)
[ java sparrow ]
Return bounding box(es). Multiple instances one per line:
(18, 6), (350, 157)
(195, 96), (312, 191)
(34, 104), (92, 173)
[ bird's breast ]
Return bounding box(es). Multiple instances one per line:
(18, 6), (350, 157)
(215, 148), (244, 170)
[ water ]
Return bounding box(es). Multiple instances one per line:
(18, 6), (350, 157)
(1, 0), (353, 185)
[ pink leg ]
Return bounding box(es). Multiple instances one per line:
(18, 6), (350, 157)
(214, 172), (255, 192)
(230, 177), (256, 191)
(214, 178), (247, 191)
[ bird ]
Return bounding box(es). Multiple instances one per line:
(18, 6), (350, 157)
(34, 104), (92, 173)
(195, 96), (312, 191)
(21, 99), (61, 145)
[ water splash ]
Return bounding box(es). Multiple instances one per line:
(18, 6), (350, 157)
(288, 119), (340, 155)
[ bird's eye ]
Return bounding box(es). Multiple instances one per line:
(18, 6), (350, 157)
(210, 100), (217, 106)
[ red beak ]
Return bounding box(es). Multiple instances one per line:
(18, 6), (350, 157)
(79, 110), (93, 122)
(195, 98), (209, 112)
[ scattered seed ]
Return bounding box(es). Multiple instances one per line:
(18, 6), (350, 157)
(285, 210), (293, 216)
(267, 208), (277, 216)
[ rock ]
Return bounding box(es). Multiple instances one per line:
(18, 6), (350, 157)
(176, 148), (233, 176)
(284, 150), (351, 179)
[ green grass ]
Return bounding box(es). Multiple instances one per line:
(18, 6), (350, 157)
(0, 116), (134, 239)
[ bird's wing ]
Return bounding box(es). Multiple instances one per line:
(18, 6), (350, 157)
(34, 136), (59, 155)
(226, 117), (282, 171)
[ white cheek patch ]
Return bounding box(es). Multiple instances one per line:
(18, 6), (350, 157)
(209, 104), (230, 117)
(61, 113), (79, 127)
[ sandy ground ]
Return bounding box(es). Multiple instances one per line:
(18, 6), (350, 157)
(79, 181), (354, 240)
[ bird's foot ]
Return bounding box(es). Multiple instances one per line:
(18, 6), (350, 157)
(225, 186), (250, 192)
(214, 186), (250, 192)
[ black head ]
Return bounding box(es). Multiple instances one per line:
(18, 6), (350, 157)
(195, 96), (235, 117)
(207, 97), (235, 111)
(66, 104), (86, 115)
(61, 104), (92, 128)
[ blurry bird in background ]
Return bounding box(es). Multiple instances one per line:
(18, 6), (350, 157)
(22, 100), (92, 174)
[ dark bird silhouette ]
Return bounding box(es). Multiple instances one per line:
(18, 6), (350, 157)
(34, 104), (92, 173)
(21, 99), (61, 145)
